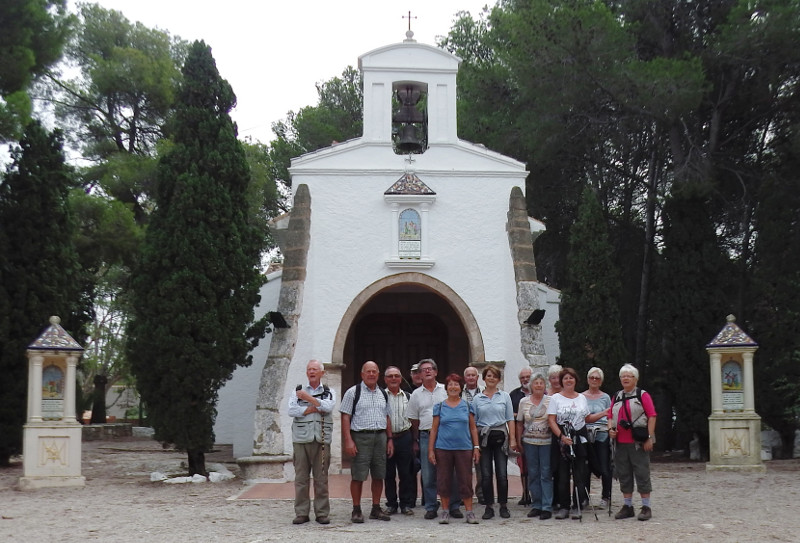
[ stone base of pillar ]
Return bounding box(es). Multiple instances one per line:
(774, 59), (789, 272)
(236, 455), (292, 482)
(18, 475), (85, 490)
(707, 413), (765, 472)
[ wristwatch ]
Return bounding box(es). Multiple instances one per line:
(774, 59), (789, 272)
(649, 435), (656, 444)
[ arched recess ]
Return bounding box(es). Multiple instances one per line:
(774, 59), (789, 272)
(332, 272), (485, 384)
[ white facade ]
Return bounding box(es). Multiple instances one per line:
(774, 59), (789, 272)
(216, 35), (560, 472)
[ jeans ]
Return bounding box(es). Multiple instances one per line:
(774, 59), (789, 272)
(384, 431), (415, 509)
(419, 431), (461, 512)
(524, 442), (553, 512)
(479, 432), (509, 505)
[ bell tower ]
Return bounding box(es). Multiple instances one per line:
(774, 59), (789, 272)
(359, 29), (460, 151)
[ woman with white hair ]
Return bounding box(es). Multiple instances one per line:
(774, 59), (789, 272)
(582, 367), (612, 509)
(608, 364), (657, 521)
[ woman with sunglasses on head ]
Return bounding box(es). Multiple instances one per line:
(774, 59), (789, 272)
(583, 367), (612, 510)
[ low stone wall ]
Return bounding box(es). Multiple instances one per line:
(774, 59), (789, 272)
(82, 423), (133, 441)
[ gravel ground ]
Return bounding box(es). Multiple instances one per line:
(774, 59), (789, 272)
(1, 436), (798, 542)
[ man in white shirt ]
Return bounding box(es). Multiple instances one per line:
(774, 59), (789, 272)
(288, 359), (336, 525)
(408, 358), (462, 519)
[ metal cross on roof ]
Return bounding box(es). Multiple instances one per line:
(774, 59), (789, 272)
(402, 10), (417, 32)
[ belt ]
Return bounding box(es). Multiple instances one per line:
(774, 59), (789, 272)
(353, 429), (385, 434)
(393, 429), (411, 437)
(419, 429), (430, 434)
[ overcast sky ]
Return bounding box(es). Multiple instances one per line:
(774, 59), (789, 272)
(78, 1), (493, 144)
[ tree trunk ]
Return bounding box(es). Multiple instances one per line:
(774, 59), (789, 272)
(89, 374), (108, 424)
(187, 449), (206, 477)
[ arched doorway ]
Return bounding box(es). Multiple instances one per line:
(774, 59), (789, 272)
(333, 273), (484, 391)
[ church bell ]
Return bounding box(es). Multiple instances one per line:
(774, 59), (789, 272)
(393, 84), (425, 154)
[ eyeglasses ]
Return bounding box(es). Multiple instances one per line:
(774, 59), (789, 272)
(588, 376), (602, 380)
(421, 367), (435, 372)
(386, 374), (401, 379)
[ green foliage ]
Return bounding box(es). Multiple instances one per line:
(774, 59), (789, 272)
(49, 3), (186, 159)
(0, 0), (71, 141)
(267, 66), (362, 188)
(126, 41), (269, 475)
(0, 121), (88, 464)
(556, 186), (628, 383)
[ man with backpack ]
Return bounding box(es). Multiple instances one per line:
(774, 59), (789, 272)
(288, 359), (336, 525)
(340, 361), (394, 523)
(383, 365), (415, 515)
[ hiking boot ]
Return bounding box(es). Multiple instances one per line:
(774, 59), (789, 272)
(292, 515), (310, 525)
(401, 507), (414, 515)
(570, 508), (582, 520)
(449, 508), (463, 519)
(369, 505), (391, 521)
(386, 506), (398, 515)
(638, 506), (652, 521)
(424, 509), (438, 520)
(527, 508), (541, 518)
(439, 510), (450, 524)
(554, 508), (569, 519)
(315, 516), (330, 525)
(466, 511), (479, 524)
(539, 510), (553, 520)
(499, 505), (510, 518)
(351, 507), (364, 523)
(614, 505), (635, 519)
(482, 506), (495, 520)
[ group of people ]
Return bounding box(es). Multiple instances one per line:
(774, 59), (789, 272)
(289, 358), (657, 526)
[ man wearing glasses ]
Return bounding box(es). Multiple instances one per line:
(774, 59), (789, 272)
(383, 366), (415, 515)
(407, 358), (462, 519)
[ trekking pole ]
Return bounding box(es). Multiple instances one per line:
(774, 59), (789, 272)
(585, 486), (598, 521)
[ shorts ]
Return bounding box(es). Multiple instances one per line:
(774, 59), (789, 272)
(351, 430), (388, 482)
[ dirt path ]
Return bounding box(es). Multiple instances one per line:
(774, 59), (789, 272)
(1, 437), (797, 542)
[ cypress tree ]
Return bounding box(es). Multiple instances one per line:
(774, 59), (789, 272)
(126, 41), (267, 476)
(555, 185), (628, 385)
(0, 121), (86, 465)
(651, 190), (731, 454)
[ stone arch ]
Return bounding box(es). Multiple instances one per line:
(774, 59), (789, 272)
(331, 272), (485, 368)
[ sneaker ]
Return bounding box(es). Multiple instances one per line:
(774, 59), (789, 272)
(386, 506), (398, 515)
(439, 511), (450, 524)
(539, 510), (552, 520)
(614, 505), (635, 520)
(449, 508), (463, 519)
(554, 508), (569, 520)
(401, 507), (414, 515)
(292, 515), (310, 525)
(424, 510), (438, 520)
(527, 508), (541, 518)
(315, 516), (330, 525)
(369, 505), (391, 521)
(499, 505), (510, 518)
(638, 506), (652, 521)
(482, 506), (495, 520)
(466, 511), (479, 524)
(597, 499), (609, 510)
(351, 508), (364, 523)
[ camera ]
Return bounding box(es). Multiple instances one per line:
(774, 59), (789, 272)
(619, 420), (632, 430)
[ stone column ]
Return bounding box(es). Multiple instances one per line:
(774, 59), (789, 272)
(29, 355), (44, 422)
(709, 352), (723, 414)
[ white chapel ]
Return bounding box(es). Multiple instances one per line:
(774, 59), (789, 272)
(215, 31), (561, 479)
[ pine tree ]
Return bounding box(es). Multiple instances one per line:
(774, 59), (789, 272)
(0, 121), (87, 465)
(555, 185), (628, 385)
(126, 41), (267, 476)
